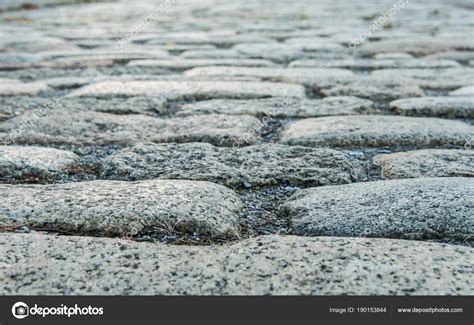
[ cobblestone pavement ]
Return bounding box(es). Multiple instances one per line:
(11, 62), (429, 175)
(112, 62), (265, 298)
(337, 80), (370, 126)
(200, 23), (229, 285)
(0, 0), (473, 295)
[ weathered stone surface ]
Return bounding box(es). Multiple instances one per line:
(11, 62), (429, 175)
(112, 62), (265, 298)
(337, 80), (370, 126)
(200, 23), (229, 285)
(450, 86), (474, 97)
(0, 78), (21, 84)
(371, 68), (474, 89)
(374, 150), (474, 179)
(0, 35), (78, 53)
(39, 49), (170, 61)
(0, 146), (79, 178)
(145, 33), (276, 47)
(0, 110), (260, 146)
(374, 53), (414, 59)
(0, 180), (242, 240)
(289, 59), (460, 69)
(281, 116), (473, 147)
(425, 51), (474, 62)
(280, 178), (473, 243)
(0, 82), (49, 96)
(1, 233), (472, 295)
(179, 49), (246, 59)
(390, 97), (474, 118)
(0, 95), (169, 116)
(232, 43), (347, 63)
(100, 143), (360, 187)
(177, 96), (375, 117)
(184, 67), (354, 87)
(2, 58), (115, 69)
(319, 77), (424, 100)
(358, 38), (474, 55)
(67, 80), (306, 99)
(127, 59), (276, 69)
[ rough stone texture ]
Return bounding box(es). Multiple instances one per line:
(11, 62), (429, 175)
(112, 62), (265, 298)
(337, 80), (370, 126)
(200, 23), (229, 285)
(0, 110), (260, 146)
(390, 97), (474, 118)
(0, 180), (242, 240)
(319, 77), (424, 100)
(450, 86), (474, 97)
(1, 233), (472, 295)
(177, 96), (375, 117)
(184, 67), (355, 87)
(232, 42), (349, 63)
(0, 78), (21, 84)
(425, 51), (474, 62)
(144, 33), (276, 47)
(0, 96), (170, 116)
(100, 143), (360, 188)
(2, 0), (474, 296)
(0, 82), (50, 96)
(374, 150), (474, 179)
(281, 116), (473, 148)
(67, 80), (306, 99)
(289, 59), (460, 69)
(374, 53), (414, 60)
(280, 178), (473, 243)
(127, 59), (277, 69)
(371, 68), (474, 90)
(358, 38), (474, 56)
(0, 146), (79, 179)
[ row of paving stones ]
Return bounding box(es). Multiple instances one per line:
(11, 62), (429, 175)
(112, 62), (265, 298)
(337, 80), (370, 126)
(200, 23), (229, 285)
(1, 233), (472, 295)
(1, 145), (473, 184)
(1, 66), (474, 98)
(1, 176), (472, 245)
(2, 94), (473, 121)
(0, 96), (474, 130)
(0, 112), (471, 147)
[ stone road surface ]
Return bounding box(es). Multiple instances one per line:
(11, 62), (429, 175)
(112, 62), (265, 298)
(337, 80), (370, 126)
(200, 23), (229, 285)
(0, 0), (473, 295)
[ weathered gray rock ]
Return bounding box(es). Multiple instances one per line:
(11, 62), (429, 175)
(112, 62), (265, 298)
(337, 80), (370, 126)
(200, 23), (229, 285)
(358, 38), (474, 55)
(319, 77), (424, 100)
(127, 59), (276, 69)
(0, 110), (260, 146)
(1, 233), (472, 295)
(0, 35), (78, 53)
(374, 53), (414, 59)
(144, 33), (276, 47)
(0, 180), (242, 240)
(3, 58), (115, 69)
(0, 78), (21, 84)
(0, 146), (79, 178)
(0, 96), (170, 116)
(177, 96), (375, 117)
(281, 116), (473, 147)
(232, 42), (347, 63)
(184, 67), (355, 87)
(374, 150), (474, 179)
(450, 86), (474, 97)
(289, 59), (460, 69)
(280, 178), (473, 243)
(390, 97), (474, 118)
(100, 143), (360, 187)
(39, 49), (170, 61)
(179, 49), (246, 59)
(371, 68), (474, 89)
(66, 80), (306, 99)
(425, 51), (474, 62)
(0, 82), (50, 96)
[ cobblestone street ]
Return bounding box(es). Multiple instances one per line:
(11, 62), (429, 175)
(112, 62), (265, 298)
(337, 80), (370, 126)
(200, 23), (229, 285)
(0, 0), (473, 295)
